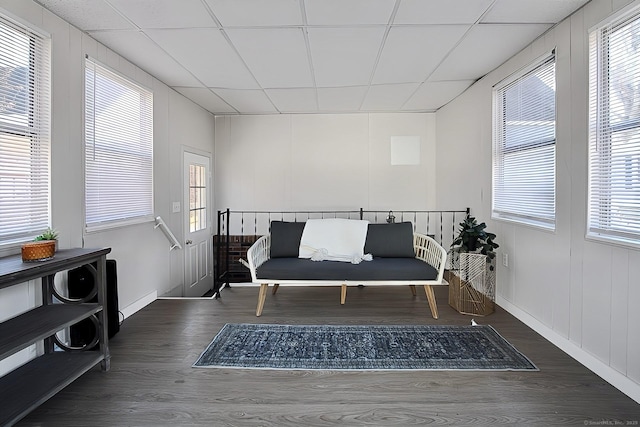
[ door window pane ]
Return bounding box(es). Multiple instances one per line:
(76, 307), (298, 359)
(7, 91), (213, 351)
(189, 164), (206, 233)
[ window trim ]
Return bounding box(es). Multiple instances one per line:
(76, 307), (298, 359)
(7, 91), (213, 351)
(586, 4), (640, 249)
(0, 12), (51, 254)
(491, 50), (557, 231)
(83, 56), (154, 233)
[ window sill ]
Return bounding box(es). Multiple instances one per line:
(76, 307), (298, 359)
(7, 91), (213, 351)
(585, 232), (640, 251)
(0, 236), (41, 259)
(85, 215), (155, 234)
(492, 213), (556, 233)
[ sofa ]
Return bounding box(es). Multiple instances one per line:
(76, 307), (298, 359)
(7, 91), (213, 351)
(246, 219), (448, 318)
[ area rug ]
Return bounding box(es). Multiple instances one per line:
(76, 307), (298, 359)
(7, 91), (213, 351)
(193, 324), (537, 371)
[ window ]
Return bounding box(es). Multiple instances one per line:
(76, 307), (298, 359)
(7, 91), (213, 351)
(0, 15), (50, 245)
(492, 53), (556, 229)
(84, 57), (153, 231)
(189, 164), (206, 233)
(588, 8), (640, 246)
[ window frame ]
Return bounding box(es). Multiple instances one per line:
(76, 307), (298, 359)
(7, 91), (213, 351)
(0, 13), (51, 252)
(587, 5), (640, 248)
(491, 51), (557, 231)
(83, 56), (154, 233)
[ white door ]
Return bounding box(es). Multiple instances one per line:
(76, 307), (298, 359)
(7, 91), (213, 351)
(183, 151), (213, 297)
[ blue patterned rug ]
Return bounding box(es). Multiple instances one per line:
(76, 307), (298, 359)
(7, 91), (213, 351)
(193, 324), (537, 371)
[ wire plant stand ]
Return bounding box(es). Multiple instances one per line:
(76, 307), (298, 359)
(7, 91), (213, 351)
(447, 252), (495, 316)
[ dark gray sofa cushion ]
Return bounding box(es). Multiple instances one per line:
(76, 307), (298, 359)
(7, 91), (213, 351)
(270, 221), (306, 258)
(256, 258), (437, 282)
(364, 222), (415, 258)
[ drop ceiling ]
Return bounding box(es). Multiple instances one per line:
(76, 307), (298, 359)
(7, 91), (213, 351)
(35, 0), (590, 115)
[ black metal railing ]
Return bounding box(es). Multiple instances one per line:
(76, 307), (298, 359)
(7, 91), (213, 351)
(213, 207), (469, 298)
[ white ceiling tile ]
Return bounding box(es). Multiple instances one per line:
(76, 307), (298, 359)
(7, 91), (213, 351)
(204, 0), (303, 27)
(174, 87), (238, 113)
(402, 80), (475, 111)
(146, 28), (258, 89)
(265, 88), (317, 112)
(430, 24), (552, 81)
(373, 25), (469, 84)
(361, 83), (420, 111)
(226, 28), (313, 88)
(213, 89), (278, 113)
(36, 0), (135, 30)
(317, 86), (368, 111)
(482, 0), (589, 24)
(89, 30), (201, 87)
(36, 0), (589, 114)
(308, 27), (386, 87)
(305, 0), (396, 25)
(107, 0), (217, 29)
(394, 0), (494, 25)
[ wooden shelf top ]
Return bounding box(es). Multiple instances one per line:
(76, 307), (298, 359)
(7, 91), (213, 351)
(0, 248), (111, 290)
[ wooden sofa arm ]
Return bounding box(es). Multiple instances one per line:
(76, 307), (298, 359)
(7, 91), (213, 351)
(246, 235), (271, 283)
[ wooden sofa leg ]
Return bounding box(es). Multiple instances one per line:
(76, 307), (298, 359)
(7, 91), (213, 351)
(256, 284), (268, 317)
(424, 285), (439, 319)
(340, 284), (347, 305)
(272, 284), (279, 295)
(409, 285), (417, 296)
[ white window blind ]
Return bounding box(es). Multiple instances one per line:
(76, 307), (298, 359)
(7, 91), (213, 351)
(85, 57), (153, 231)
(588, 9), (640, 246)
(0, 15), (50, 244)
(492, 53), (556, 229)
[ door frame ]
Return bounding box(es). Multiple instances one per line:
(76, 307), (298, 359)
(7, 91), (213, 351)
(181, 146), (214, 297)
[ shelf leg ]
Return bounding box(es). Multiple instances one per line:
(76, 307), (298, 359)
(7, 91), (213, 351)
(42, 274), (55, 354)
(96, 255), (111, 371)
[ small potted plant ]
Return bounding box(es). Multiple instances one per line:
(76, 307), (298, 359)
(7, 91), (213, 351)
(451, 214), (499, 266)
(21, 227), (59, 262)
(34, 227), (58, 243)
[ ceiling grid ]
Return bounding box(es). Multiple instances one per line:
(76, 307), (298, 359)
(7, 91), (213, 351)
(35, 0), (590, 115)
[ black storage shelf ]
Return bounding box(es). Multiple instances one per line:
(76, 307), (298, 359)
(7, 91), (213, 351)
(0, 352), (103, 426)
(0, 304), (101, 360)
(0, 248), (111, 427)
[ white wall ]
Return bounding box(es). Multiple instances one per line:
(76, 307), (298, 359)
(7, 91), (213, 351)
(436, 0), (640, 403)
(3, 0), (636, 403)
(0, 0), (215, 327)
(214, 113), (437, 226)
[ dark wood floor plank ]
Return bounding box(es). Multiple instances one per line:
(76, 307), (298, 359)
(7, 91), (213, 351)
(16, 285), (640, 426)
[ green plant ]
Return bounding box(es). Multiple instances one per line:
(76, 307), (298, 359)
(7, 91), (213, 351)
(34, 227), (58, 241)
(452, 214), (499, 261)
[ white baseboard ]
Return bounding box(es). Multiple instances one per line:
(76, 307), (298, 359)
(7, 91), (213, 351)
(120, 290), (157, 320)
(222, 282), (256, 287)
(497, 295), (640, 404)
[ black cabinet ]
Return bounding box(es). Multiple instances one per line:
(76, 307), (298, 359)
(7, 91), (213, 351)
(68, 260), (119, 348)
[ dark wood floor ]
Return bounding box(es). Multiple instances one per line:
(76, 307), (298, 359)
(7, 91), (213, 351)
(18, 285), (640, 426)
